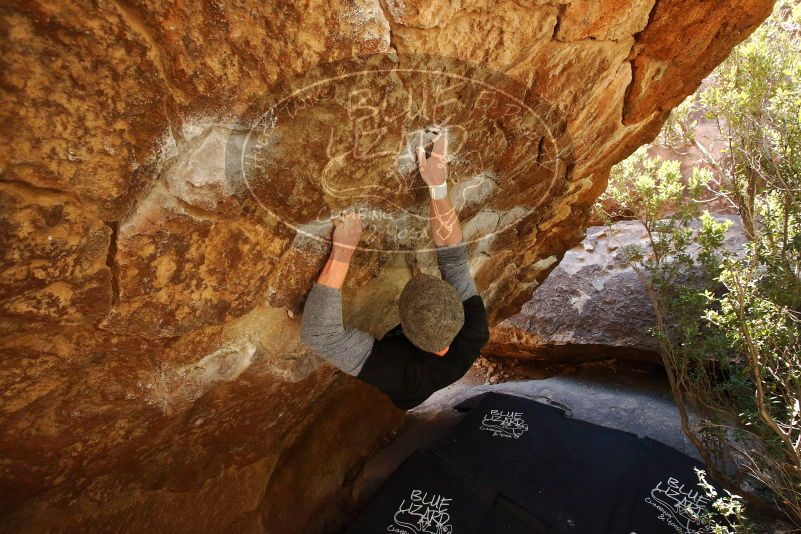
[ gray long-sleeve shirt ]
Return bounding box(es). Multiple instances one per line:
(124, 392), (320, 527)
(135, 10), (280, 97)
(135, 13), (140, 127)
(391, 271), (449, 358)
(300, 241), (478, 376)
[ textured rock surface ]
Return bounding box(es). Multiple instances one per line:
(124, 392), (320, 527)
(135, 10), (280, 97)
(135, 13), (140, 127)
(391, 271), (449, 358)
(0, 0), (773, 531)
(485, 217), (748, 364)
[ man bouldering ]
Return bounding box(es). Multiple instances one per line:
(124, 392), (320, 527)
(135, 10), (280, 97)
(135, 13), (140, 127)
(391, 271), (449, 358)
(300, 131), (490, 410)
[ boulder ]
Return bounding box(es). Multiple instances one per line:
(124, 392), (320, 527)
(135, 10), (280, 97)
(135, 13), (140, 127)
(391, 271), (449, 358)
(486, 216), (748, 365)
(0, 0), (774, 531)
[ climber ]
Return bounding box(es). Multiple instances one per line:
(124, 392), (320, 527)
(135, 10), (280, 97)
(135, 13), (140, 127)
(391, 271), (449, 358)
(300, 131), (490, 410)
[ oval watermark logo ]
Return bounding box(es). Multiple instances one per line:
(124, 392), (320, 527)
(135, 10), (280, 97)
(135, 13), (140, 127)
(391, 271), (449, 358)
(225, 53), (573, 253)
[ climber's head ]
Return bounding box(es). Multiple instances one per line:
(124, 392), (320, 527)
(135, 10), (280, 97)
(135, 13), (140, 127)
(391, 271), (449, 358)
(398, 273), (464, 355)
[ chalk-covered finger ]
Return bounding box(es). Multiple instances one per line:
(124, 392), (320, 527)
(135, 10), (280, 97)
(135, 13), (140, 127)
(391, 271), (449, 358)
(416, 145), (427, 169)
(431, 131), (447, 160)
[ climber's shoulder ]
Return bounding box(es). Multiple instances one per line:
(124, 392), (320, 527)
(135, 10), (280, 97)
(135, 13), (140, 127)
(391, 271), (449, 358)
(353, 295), (489, 410)
(456, 294), (490, 348)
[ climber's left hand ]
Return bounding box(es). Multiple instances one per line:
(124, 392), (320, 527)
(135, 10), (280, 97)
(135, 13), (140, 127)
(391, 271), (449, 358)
(331, 211), (363, 262)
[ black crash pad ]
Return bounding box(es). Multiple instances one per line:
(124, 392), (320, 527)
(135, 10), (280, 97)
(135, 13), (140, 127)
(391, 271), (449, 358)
(346, 449), (496, 534)
(431, 392), (643, 533)
(610, 437), (717, 533)
(347, 392), (720, 534)
(476, 496), (556, 534)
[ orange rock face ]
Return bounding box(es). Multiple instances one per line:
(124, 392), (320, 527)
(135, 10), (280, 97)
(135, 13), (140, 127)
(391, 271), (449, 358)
(0, 0), (774, 531)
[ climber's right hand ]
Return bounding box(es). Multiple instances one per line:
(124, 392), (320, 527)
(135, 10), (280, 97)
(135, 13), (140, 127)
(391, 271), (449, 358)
(416, 131), (448, 187)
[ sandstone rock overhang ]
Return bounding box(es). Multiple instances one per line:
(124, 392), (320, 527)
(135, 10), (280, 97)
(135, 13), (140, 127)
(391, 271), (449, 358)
(0, 0), (775, 531)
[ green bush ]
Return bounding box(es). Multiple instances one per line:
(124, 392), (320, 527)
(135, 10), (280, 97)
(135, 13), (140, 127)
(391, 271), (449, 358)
(597, 0), (801, 529)
(689, 467), (755, 534)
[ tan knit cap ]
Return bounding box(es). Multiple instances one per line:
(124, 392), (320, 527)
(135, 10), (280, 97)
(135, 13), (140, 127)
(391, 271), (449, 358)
(398, 273), (464, 353)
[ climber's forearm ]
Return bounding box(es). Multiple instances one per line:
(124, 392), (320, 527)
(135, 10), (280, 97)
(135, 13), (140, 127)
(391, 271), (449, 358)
(316, 244), (354, 290)
(429, 195), (463, 247)
(302, 243), (374, 376)
(430, 194), (476, 301)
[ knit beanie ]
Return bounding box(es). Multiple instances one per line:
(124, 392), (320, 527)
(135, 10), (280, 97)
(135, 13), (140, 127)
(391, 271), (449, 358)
(398, 273), (465, 353)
